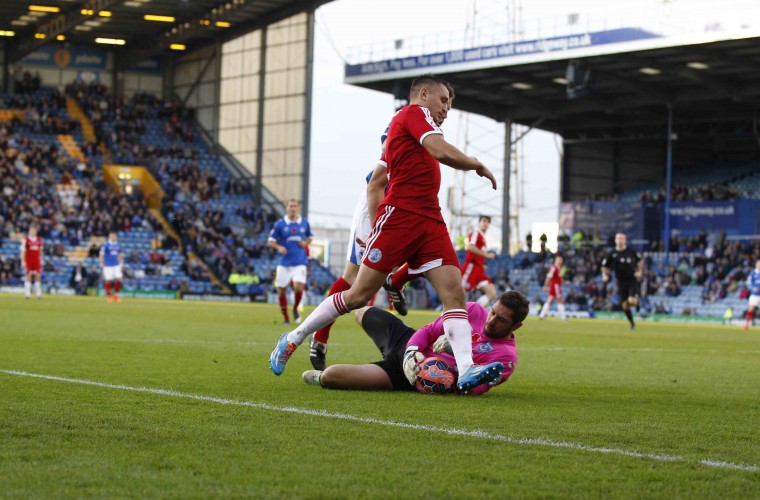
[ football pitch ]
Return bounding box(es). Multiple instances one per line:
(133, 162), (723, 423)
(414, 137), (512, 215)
(1, 294), (759, 498)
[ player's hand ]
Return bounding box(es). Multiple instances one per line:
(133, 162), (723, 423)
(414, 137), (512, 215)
(355, 236), (366, 248)
(602, 274), (609, 283)
(432, 335), (453, 355)
(634, 271), (642, 280)
(474, 163), (497, 190)
(402, 347), (424, 385)
(277, 246), (287, 255)
(487, 252), (496, 259)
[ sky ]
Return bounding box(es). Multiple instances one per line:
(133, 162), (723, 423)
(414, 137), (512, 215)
(306, 0), (758, 252)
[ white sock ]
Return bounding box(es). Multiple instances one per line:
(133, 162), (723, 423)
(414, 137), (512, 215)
(442, 309), (474, 374)
(539, 304), (547, 319)
(477, 294), (490, 308)
(287, 292), (349, 345)
(558, 303), (566, 321)
(24, 280), (31, 298)
(35, 281), (42, 297)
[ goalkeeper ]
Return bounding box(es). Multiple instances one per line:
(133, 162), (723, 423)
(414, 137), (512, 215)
(301, 291), (528, 395)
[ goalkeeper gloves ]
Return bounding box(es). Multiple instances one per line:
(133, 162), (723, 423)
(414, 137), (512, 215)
(432, 335), (453, 355)
(402, 347), (424, 385)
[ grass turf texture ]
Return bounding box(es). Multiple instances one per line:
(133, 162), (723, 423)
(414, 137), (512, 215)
(1, 294), (759, 498)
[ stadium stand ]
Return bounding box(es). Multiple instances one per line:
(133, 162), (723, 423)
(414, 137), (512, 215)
(67, 81), (337, 293)
(462, 226), (759, 321)
(0, 87), (196, 293)
(1, 78), (336, 298)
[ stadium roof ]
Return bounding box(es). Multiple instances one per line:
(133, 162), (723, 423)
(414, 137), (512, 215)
(2, 0), (330, 69)
(344, 29), (760, 143)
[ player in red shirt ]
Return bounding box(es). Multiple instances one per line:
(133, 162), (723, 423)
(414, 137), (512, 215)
(461, 215), (497, 308)
(270, 74), (504, 392)
(539, 255), (567, 321)
(309, 85), (456, 370)
(20, 225), (43, 299)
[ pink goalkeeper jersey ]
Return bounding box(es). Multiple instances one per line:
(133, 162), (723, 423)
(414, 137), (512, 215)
(407, 302), (518, 396)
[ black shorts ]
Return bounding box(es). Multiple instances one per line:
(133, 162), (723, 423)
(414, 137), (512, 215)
(618, 279), (640, 303)
(361, 307), (416, 391)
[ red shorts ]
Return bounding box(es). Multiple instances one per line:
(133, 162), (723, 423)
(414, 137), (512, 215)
(548, 281), (562, 299)
(461, 261), (491, 292)
(25, 259), (41, 273)
(362, 206), (459, 274)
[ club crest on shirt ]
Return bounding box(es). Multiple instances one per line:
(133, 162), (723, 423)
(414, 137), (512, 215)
(477, 343), (494, 353)
(368, 248), (382, 263)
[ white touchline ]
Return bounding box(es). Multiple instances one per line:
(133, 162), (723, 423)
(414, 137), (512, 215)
(2, 369), (757, 473)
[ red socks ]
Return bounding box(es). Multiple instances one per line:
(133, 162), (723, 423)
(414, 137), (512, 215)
(390, 263), (410, 290)
(293, 290), (303, 316)
(279, 294), (289, 321)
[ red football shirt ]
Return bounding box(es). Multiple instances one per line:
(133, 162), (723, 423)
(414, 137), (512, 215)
(464, 229), (487, 266)
(381, 104), (444, 222)
(547, 264), (562, 285)
(24, 236), (43, 266)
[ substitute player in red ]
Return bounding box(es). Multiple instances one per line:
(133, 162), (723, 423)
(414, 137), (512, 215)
(539, 254), (567, 321)
(461, 215), (497, 308)
(270, 74), (502, 392)
(21, 225), (43, 299)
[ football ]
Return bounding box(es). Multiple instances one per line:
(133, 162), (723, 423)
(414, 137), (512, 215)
(415, 357), (456, 395)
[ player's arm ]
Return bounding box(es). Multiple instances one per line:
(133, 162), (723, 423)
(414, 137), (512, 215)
(366, 163), (387, 227)
(600, 255), (611, 283)
(19, 241), (26, 269)
(634, 254), (643, 280)
(402, 320), (443, 384)
(300, 223), (313, 248)
(407, 319), (443, 353)
(98, 246), (105, 269)
(465, 241), (493, 259)
(267, 237), (287, 255)
(421, 134), (497, 190)
(267, 225), (287, 254)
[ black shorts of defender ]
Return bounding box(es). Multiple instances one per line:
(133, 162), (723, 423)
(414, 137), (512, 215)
(360, 307), (416, 391)
(618, 279), (640, 303)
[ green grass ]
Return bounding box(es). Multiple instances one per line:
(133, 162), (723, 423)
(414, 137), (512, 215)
(1, 294), (759, 498)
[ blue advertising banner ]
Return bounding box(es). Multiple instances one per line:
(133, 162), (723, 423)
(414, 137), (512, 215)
(664, 201), (739, 235)
(346, 28), (660, 78)
(21, 46), (107, 70)
(562, 199), (760, 242)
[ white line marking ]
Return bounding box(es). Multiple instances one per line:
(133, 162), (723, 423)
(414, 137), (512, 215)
(2, 369), (757, 473)
(523, 346), (760, 354)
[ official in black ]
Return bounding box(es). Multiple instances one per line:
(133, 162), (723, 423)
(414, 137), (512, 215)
(601, 233), (642, 329)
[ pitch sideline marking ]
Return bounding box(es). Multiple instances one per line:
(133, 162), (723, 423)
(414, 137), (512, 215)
(2, 369), (757, 473)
